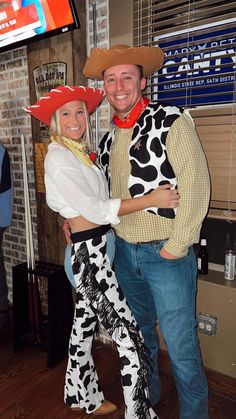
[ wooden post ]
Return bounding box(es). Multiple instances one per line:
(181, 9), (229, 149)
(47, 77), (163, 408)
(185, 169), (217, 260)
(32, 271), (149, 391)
(26, 0), (86, 264)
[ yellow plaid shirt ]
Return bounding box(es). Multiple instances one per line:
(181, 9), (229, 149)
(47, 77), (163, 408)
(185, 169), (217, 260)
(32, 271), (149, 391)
(109, 111), (210, 258)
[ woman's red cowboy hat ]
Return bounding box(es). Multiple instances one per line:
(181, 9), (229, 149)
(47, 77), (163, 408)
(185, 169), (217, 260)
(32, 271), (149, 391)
(24, 85), (105, 125)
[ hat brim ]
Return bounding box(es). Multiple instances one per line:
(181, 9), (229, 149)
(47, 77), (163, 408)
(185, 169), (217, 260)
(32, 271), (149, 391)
(83, 45), (164, 80)
(24, 85), (105, 126)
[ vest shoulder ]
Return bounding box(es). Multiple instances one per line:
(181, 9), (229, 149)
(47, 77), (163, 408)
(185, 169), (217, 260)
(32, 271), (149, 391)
(148, 101), (183, 114)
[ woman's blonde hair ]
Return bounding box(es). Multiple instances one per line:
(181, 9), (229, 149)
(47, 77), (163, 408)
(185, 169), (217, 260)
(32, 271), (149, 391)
(50, 101), (93, 150)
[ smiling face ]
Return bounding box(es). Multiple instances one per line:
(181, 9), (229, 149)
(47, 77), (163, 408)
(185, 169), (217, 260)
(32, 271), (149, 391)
(103, 64), (146, 118)
(58, 100), (87, 141)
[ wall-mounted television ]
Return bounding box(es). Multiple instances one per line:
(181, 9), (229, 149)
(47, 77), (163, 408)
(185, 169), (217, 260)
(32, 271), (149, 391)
(0, 0), (80, 53)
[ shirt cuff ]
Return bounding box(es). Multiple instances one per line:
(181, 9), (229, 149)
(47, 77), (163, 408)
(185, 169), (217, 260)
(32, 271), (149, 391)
(102, 198), (121, 225)
(163, 238), (189, 258)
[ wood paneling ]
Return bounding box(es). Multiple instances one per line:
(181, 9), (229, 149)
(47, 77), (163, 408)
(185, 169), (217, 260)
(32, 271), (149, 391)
(0, 334), (236, 419)
(26, 1), (86, 264)
(197, 271), (236, 379)
(196, 124), (236, 204)
(191, 107), (236, 221)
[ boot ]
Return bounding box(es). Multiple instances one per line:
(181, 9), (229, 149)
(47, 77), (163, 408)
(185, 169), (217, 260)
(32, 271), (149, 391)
(93, 400), (117, 415)
(71, 399), (117, 415)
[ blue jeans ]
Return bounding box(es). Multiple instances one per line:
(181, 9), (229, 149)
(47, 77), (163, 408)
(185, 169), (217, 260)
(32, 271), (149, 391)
(64, 229), (116, 288)
(114, 237), (209, 419)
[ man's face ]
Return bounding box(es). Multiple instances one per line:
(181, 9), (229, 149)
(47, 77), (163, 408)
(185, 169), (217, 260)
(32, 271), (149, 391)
(103, 64), (146, 118)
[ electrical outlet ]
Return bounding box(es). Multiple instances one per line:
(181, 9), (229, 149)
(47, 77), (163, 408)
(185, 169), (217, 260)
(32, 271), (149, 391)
(197, 313), (217, 336)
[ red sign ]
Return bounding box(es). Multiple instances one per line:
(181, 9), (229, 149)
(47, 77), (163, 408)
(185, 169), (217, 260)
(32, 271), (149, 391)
(0, 5), (40, 37)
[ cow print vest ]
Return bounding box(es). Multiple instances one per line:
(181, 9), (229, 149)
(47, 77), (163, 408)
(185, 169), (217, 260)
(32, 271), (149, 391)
(99, 101), (183, 219)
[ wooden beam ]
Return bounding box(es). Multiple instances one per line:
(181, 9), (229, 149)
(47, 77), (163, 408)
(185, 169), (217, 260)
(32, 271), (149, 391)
(26, 0), (86, 264)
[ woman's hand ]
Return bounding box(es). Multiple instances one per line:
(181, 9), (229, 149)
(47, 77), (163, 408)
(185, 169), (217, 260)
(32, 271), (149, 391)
(63, 220), (72, 246)
(148, 184), (180, 208)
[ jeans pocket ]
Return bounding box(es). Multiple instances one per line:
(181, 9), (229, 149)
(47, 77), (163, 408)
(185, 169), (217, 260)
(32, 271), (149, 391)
(64, 245), (77, 288)
(150, 240), (165, 253)
(152, 241), (186, 263)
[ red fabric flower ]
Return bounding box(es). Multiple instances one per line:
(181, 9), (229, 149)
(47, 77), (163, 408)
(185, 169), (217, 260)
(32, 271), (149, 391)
(89, 152), (97, 162)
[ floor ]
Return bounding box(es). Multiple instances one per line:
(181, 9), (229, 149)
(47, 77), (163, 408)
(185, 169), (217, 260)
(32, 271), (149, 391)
(0, 321), (236, 419)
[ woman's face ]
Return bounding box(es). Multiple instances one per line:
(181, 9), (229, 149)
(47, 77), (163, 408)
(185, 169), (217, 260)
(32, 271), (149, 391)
(58, 100), (86, 141)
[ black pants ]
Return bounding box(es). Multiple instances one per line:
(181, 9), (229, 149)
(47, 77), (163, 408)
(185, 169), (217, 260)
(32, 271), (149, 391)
(0, 227), (8, 328)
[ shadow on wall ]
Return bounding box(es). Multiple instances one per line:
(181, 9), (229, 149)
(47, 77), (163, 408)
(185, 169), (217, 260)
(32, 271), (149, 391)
(197, 218), (236, 265)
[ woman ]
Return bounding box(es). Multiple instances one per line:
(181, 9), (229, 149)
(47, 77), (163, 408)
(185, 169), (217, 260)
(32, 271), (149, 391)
(24, 85), (179, 418)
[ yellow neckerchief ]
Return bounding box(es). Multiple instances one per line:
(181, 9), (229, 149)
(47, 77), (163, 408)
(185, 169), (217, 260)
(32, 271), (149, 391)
(51, 135), (93, 168)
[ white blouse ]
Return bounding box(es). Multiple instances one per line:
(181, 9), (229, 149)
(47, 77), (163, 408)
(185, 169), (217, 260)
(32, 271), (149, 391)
(44, 142), (121, 225)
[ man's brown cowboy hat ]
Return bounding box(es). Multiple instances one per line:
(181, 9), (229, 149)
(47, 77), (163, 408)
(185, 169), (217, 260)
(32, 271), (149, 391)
(83, 44), (164, 80)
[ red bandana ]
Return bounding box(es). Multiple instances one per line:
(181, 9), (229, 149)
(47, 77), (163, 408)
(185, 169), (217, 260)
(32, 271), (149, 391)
(113, 97), (150, 128)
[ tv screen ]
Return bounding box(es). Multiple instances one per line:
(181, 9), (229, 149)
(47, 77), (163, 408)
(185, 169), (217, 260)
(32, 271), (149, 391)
(0, 0), (80, 53)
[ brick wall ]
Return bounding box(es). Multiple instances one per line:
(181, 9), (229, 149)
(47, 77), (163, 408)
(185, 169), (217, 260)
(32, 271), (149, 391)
(0, 47), (38, 304)
(86, 0), (111, 148)
(0, 0), (110, 306)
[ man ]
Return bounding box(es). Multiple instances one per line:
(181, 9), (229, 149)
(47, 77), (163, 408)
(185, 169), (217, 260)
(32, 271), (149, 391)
(83, 44), (210, 419)
(0, 142), (13, 334)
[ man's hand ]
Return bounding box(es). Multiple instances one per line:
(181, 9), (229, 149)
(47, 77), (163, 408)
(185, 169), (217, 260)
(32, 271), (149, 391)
(160, 247), (179, 260)
(63, 220), (72, 246)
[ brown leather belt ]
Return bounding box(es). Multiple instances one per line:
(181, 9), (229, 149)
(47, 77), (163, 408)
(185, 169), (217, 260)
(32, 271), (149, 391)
(136, 239), (167, 245)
